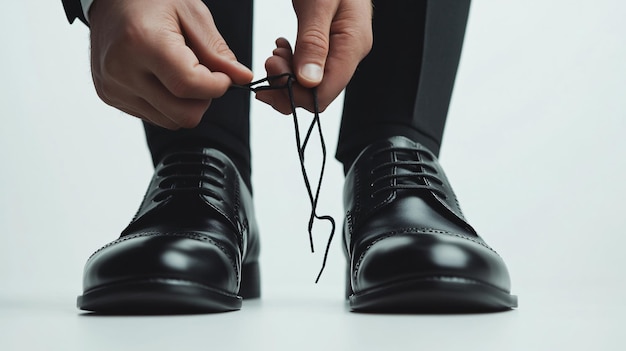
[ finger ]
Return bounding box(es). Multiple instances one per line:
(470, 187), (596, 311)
(96, 75), (201, 130)
(142, 35), (235, 100)
(139, 73), (212, 128)
(292, 0), (339, 87)
(309, 34), (365, 112)
(275, 37), (293, 54)
(259, 49), (314, 114)
(269, 45), (296, 83)
(102, 58), (214, 127)
(255, 80), (318, 114)
(305, 2), (373, 112)
(179, 1), (254, 85)
(257, 55), (297, 115)
(272, 47), (293, 62)
(268, 38), (295, 87)
(256, 39), (295, 114)
(118, 97), (181, 130)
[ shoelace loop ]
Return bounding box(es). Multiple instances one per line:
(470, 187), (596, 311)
(153, 152), (227, 203)
(369, 146), (448, 200)
(231, 74), (335, 283)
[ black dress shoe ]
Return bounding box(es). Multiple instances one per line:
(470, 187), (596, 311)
(344, 136), (517, 312)
(77, 147), (260, 313)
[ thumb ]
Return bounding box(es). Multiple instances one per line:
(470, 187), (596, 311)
(293, 1), (337, 88)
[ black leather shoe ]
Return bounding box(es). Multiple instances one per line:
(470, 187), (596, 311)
(77, 147), (260, 313)
(344, 136), (517, 312)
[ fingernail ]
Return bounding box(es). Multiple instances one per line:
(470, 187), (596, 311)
(300, 63), (323, 83)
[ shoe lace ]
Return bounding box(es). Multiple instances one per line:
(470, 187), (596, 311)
(369, 146), (448, 200)
(231, 74), (335, 283)
(153, 152), (227, 203)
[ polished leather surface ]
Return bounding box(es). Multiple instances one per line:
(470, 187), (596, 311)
(79, 147), (259, 310)
(344, 136), (514, 303)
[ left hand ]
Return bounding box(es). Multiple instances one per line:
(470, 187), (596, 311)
(256, 0), (373, 114)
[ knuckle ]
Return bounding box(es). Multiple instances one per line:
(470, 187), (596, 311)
(101, 24), (149, 77)
(168, 75), (196, 98)
(94, 83), (114, 106)
(101, 56), (124, 79)
(210, 38), (236, 60)
(342, 28), (373, 58)
(177, 117), (199, 129)
(163, 123), (181, 131)
(118, 21), (149, 47)
(176, 110), (203, 129)
(362, 32), (374, 55)
(167, 72), (225, 99)
(300, 28), (330, 58)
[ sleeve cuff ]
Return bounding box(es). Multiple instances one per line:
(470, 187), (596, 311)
(80, 0), (95, 23)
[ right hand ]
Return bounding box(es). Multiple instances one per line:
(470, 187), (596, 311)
(88, 0), (253, 129)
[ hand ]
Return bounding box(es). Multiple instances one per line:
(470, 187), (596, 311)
(88, 0), (253, 129)
(256, 0), (373, 114)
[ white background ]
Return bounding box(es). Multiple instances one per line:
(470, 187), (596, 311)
(1, 1), (625, 350)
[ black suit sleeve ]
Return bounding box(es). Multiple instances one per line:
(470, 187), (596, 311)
(61, 0), (89, 26)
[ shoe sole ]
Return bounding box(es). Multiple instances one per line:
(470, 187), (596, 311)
(77, 262), (260, 314)
(348, 276), (518, 313)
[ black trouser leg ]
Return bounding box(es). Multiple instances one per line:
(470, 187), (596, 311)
(336, 0), (471, 172)
(143, 0), (254, 188)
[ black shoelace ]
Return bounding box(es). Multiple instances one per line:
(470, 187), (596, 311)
(231, 73), (335, 283)
(369, 146), (448, 199)
(153, 152), (227, 203)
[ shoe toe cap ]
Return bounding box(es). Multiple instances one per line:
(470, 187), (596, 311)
(82, 232), (240, 295)
(353, 231), (512, 293)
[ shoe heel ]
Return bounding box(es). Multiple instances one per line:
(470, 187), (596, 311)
(239, 261), (261, 299)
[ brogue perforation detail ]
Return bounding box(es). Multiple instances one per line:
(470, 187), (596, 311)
(352, 168), (362, 230)
(346, 210), (354, 235)
(232, 176), (246, 248)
